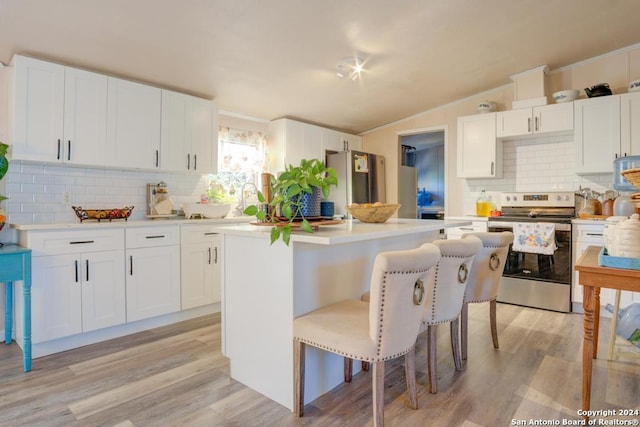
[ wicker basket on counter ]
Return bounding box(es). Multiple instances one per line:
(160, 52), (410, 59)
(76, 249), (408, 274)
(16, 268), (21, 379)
(346, 204), (400, 223)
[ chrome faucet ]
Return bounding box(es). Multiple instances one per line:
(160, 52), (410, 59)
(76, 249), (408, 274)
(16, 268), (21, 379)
(239, 181), (259, 214)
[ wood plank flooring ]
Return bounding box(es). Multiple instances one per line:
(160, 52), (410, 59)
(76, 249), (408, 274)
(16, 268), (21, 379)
(1, 302), (639, 426)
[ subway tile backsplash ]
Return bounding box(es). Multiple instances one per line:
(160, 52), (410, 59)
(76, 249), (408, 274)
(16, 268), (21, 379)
(463, 135), (613, 215)
(3, 161), (209, 224)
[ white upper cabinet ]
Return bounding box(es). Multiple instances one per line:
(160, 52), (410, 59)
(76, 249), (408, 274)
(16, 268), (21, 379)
(9, 55), (108, 165)
(269, 118), (361, 173)
(160, 90), (217, 173)
(496, 103), (573, 139)
(575, 95), (621, 175)
(457, 113), (501, 178)
(106, 77), (161, 170)
(620, 92), (640, 157)
(269, 118), (323, 172)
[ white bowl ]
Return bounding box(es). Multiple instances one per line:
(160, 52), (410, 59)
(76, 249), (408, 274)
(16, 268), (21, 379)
(476, 101), (496, 113)
(629, 80), (640, 93)
(553, 89), (579, 103)
(183, 203), (231, 219)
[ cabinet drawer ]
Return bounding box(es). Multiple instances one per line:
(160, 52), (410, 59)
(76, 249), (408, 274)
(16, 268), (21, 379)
(21, 229), (124, 256)
(126, 226), (180, 248)
(574, 224), (604, 243)
(446, 222), (487, 239)
(181, 224), (221, 244)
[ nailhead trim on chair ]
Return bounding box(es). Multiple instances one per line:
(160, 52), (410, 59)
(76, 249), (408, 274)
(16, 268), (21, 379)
(296, 268), (431, 362)
(429, 255), (468, 321)
(465, 243), (508, 304)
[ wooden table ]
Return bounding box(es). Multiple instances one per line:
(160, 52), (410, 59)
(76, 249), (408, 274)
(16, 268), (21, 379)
(574, 245), (640, 417)
(0, 244), (32, 372)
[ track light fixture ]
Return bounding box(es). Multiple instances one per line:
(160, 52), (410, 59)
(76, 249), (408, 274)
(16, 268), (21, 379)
(336, 56), (364, 80)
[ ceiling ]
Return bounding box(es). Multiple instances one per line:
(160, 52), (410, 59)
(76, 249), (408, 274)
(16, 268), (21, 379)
(1, 1), (639, 135)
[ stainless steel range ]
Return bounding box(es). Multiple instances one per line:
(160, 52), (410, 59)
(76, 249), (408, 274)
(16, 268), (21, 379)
(487, 191), (575, 313)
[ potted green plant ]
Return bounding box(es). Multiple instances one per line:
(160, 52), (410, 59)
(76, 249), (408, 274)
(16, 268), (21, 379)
(244, 158), (338, 245)
(0, 141), (9, 233)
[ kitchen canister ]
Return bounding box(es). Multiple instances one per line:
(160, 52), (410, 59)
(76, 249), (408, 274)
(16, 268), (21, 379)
(613, 213), (640, 258)
(604, 216), (626, 255)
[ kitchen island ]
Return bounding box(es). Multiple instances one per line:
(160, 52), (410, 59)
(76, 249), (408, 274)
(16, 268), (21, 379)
(212, 218), (468, 411)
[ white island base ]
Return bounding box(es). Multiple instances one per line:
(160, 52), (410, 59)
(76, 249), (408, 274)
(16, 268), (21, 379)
(216, 219), (466, 411)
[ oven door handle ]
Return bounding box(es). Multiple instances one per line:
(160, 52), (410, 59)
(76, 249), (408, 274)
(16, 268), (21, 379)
(488, 221), (571, 232)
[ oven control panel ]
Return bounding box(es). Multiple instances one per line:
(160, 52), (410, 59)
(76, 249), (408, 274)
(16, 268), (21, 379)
(500, 192), (574, 208)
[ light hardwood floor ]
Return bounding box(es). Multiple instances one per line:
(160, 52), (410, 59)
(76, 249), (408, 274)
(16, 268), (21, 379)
(1, 302), (639, 427)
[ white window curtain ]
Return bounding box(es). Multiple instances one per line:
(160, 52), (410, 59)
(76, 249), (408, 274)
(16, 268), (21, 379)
(209, 127), (269, 204)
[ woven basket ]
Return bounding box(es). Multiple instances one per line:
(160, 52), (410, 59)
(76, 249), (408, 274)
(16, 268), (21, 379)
(621, 168), (640, 190)
(346, 204), (401, 223)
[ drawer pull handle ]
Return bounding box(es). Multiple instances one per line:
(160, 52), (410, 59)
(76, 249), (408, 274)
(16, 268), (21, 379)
(585, 233), (603, 237)
(204, 232), (218, 236)
(194, 154), (197, 170)
(70, 240), (95, 245)
(75, 260), (79, 283)
(130, 255), (133, 276)
(208, 247), (212, 265)
(57, 139), (61, 160)
(187, 153), (191, 170)
(68, 140), (71, 161)
(459, 227), (474, 231)
(145, 235), (165, 239)
(86, 259), (89, 282)
(214, 247), (218, 264)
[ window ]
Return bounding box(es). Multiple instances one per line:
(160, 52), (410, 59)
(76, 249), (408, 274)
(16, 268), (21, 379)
(208, 127), (268, 205)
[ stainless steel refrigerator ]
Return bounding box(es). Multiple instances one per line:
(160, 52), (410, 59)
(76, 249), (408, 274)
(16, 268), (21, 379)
(327, 150), (386, 218)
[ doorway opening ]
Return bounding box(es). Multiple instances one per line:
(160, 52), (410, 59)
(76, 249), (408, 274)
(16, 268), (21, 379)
(397, 127), (446, 219)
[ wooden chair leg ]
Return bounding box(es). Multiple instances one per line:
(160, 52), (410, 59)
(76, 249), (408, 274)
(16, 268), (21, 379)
(294, 339), (305, 417)
(427, 324), (438, 394)
(404, 350), (418, 410)
(461, 302), (469, 361)
(490, 299), (499, 349)
(344, 357), (352, 383)
(450, 317), (463, 371)
(372, 361), (385, 427)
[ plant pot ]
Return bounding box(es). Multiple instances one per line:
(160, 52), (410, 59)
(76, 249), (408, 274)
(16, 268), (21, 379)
(295, 187), (322, 218)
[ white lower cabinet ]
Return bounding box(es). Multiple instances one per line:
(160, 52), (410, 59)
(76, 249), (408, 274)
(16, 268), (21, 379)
(125, 226), (181, 322)
(180, 225), (223, 309)
(17, 229), (125, 343)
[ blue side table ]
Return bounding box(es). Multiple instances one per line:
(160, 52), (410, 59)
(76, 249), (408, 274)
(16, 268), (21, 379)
(0, 244), (32, 372)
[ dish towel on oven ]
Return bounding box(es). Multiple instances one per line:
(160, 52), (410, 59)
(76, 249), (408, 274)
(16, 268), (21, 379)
(512, 222), (557, 255)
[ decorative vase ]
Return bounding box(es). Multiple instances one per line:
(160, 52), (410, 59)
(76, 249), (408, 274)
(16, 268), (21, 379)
(296, 187), (322, 218)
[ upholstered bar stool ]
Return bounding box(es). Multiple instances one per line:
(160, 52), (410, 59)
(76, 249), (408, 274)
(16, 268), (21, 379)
(420, 236), (482, 393)
(293, 243), (441, 427)
(459, 231), (513, 361)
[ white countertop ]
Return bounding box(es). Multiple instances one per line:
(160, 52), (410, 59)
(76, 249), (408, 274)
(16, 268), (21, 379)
(212, 218), (469, 245)
(446, 215), (490, 222)
(572, 218), (606, 225)
(10, 216), (254, 231)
